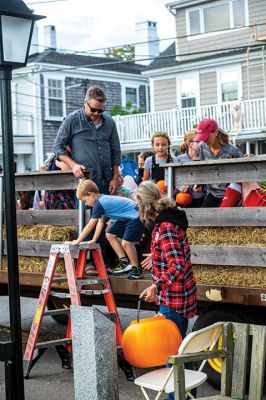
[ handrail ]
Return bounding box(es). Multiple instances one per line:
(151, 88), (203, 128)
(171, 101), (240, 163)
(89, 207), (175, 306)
(162, 156), (266, 189)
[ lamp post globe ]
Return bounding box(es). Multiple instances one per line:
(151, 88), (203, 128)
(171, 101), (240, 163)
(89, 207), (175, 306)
(0, 1), (45, 399)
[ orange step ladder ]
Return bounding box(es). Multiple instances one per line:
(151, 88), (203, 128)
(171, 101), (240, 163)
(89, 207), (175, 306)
(23, 242), (126, 378)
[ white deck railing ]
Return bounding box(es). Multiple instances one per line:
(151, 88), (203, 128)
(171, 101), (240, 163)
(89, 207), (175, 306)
(113, 98), (266, 146)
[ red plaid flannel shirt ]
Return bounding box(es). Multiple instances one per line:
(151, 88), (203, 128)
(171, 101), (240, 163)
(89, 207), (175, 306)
(151, 221), (197, 318)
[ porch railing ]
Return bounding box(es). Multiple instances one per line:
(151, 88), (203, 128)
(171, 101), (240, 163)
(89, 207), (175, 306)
(113, 98), (266, 145)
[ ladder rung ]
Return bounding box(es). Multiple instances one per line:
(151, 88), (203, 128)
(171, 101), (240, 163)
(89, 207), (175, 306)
(52, 276), (68, 282)
(44, 308), (70, 316)
(52, 277), (106, 285)
(36, 338), (72, 349)
(80, 289), (110, 296)
(50, 291), (71, 299)
(78, 278), (107, 286)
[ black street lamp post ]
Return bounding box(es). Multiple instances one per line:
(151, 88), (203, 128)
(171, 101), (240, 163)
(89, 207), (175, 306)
(0, 2), (44, 399)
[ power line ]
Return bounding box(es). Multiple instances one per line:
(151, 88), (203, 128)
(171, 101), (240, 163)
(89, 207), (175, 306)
(14, 42), (265, 78)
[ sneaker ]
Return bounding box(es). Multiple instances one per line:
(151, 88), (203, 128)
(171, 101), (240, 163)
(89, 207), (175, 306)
(111, 259), (132, 276)
(127, 267), (144, 280)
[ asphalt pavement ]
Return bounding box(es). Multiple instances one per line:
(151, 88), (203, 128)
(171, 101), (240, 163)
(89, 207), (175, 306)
(0, 296), (218, 400)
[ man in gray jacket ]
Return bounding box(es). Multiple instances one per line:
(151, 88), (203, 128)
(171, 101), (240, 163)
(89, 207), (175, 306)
(53, 86), (121, 195)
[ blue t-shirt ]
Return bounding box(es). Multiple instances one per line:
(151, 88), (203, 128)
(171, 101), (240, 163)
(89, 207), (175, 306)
(91, 194), (138, 220)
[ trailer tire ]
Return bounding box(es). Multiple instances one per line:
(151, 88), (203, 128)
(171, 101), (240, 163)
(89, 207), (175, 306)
(193, 309), (246, 389)
(47, 297), (70, 325)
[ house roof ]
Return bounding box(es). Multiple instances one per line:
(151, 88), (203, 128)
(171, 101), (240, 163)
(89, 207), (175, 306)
(146, 42), (263, 71)
(28, 49), (146, 75)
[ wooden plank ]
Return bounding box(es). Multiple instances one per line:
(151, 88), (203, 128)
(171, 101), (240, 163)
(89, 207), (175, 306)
(163, 156), (266, 185)
(3, 241), (266, 267)
(16, 210), (91, 226)
(191, 245), (266, 267)
(173, 365), (186, 400)
(16, 210), (79, 225)
(185, 207), (266, 227)
(3, 240), (80, 258)
(249, 325), (266, 399)
(15, 171), (78, 191)
(231, 323), (249, 397)
(221, 323), (233, 397)
(15, 208), (266, 227)
(188, 284), (266, 307)
(0, 270), (265, 307)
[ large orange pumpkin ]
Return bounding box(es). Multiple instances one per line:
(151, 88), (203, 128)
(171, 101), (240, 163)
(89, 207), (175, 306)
(156, 180), (167, 193)
(176, 192), (192, 206)
(122, 315), (182, 368)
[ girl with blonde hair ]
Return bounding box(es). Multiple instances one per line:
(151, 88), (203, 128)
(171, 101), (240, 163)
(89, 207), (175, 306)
(175, 129), (205, 207)
(136, 181), (197, 337)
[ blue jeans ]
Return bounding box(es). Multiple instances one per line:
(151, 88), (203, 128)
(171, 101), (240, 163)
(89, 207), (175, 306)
(159, 306), (188, 339)
(159, 306), (188, 400)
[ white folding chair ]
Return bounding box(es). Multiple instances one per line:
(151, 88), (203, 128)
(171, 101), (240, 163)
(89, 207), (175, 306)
(134, 321), (223, 400)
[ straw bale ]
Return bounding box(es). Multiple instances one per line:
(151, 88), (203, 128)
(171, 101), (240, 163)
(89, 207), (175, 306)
(3, 225), (77, 241)
(2, 256), (65, 273)
(187, 227), (266, 246)
(193, 264), (266, 288)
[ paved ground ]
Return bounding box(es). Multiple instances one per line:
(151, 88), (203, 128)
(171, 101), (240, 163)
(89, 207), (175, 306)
(0, 296), (219, 400)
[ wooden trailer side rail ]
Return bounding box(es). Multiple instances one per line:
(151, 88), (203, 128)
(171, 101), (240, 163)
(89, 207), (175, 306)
(0, 157), (265, 309)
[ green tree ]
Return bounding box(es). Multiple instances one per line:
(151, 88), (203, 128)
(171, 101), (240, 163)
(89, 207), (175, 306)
(105, 45), (135, 61)
(110, 101), (140, 116)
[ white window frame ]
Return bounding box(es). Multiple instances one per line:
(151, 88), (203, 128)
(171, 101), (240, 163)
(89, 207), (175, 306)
(121, 84), (139, 109)
(186, 0), (248, 40)
(176, 72), (200, 109)
(217, 64), (242, 104)
(44, 75), (65, 121)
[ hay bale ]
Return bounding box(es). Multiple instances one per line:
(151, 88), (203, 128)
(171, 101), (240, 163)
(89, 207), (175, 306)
(3, 225), (77, 241)
(187, 227), (266, 246)
(193, 265), (266, 288)
(17, 225), (77, 241)
(2, 256), (66, 273)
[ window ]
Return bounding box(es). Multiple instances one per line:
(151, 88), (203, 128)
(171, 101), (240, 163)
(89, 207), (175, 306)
(189, 10), (200, 35)
(180, 78), (197, 108)
(187, 0), (246, 36)
(125, 87), (138, 108)
(47, 79), (63, 118)
(220, 70), (239, 102)
(204, 4), (230, 33)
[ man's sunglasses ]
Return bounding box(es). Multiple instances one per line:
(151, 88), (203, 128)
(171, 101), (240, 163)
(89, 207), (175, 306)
(86, 102), (104, 114)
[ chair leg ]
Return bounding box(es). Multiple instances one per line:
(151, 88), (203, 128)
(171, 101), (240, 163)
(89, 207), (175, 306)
(154, 389), (166, 400)
(186, 390), (196, 399)
(140, 386), (151, 400)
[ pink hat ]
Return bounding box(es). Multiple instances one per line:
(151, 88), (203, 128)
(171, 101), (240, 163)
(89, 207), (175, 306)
(195, 118), (218, 141)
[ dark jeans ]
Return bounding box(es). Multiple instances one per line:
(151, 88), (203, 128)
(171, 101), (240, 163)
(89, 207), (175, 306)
(201, 192), (222, 207)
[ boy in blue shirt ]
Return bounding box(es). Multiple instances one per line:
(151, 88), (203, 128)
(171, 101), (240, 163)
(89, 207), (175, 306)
(68, 179), (144, 279)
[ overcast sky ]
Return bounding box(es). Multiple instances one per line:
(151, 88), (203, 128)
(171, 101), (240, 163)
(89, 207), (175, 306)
(25, 0), (176, 55)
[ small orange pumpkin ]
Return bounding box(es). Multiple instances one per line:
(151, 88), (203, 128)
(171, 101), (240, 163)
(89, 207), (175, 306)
(156, 180), (167, 193)
(122, 315), (182, 368)
(176, 192), (192, 206)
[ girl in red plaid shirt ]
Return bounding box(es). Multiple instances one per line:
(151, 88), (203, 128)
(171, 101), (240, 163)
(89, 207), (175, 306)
(136, 181), (197, 338)
(137, 181), (197, 400)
